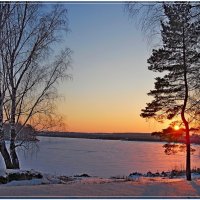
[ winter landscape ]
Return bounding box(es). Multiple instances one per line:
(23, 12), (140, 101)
(1, 136), (200, 197)
(0, 1), (200, 198)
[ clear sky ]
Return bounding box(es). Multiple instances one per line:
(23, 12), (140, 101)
(56, 2), (167, 133)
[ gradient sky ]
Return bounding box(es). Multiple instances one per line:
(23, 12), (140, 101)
(56, 2), (167, 133)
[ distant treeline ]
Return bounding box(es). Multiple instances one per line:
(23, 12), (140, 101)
(38, 132), (161, 142)
(38, 132), (200, 144)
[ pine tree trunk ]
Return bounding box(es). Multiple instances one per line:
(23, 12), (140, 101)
(182, 25), (191, 181)
(186, 130), (191, 181)
(184, 122), (191, 181)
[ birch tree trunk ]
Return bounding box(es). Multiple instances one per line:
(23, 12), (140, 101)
(0, 2), (14, 169)
(0, 96), (13, 169)
(9, 89), (19, 169)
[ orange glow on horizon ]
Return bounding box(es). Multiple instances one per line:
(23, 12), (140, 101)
(58, 92), (173, 134)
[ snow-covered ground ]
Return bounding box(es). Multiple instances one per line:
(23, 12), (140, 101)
(0, 166), (200, 198)
(1, 136), (200, 178)
(0, 175), (200, 197)
(0, 169), (200, 197)
(0, 137), (200, 197)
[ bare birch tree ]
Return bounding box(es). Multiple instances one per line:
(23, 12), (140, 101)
(0, 2), (16, 169)
(0, 2), (71, 169)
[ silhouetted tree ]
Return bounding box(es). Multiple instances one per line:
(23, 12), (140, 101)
(0, 2), (71, 169)
(152, 126), (196, 155)
(125, 2), (200, 44)
(0, 3), (15, 169)
(141, 3), (200, 181)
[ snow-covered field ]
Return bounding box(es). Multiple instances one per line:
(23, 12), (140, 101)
(0, 136), (199, 178)
(0, 137), (200, 178)
(0, 136), (200, 197)
(1, 174), (200, 197)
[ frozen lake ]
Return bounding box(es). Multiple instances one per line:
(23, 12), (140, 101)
(1, 136), (200, 177)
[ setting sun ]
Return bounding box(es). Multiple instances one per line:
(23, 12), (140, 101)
(174, 125), (180, 130)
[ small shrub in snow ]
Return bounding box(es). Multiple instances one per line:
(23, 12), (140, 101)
(129, 172), (143, 177)
(146, 171), (154, 177)
(161, 171), (168, 177)
(0, 170), (43, 184)
(0, 176), (8, 184)
(74, 173), (90, 177)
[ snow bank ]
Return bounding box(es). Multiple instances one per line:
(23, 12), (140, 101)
(1, 169), (200, 188)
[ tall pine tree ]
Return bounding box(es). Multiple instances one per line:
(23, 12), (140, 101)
(141, 3), (200, 181)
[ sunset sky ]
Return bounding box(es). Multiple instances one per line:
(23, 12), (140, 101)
(57, 2), (167, 133)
